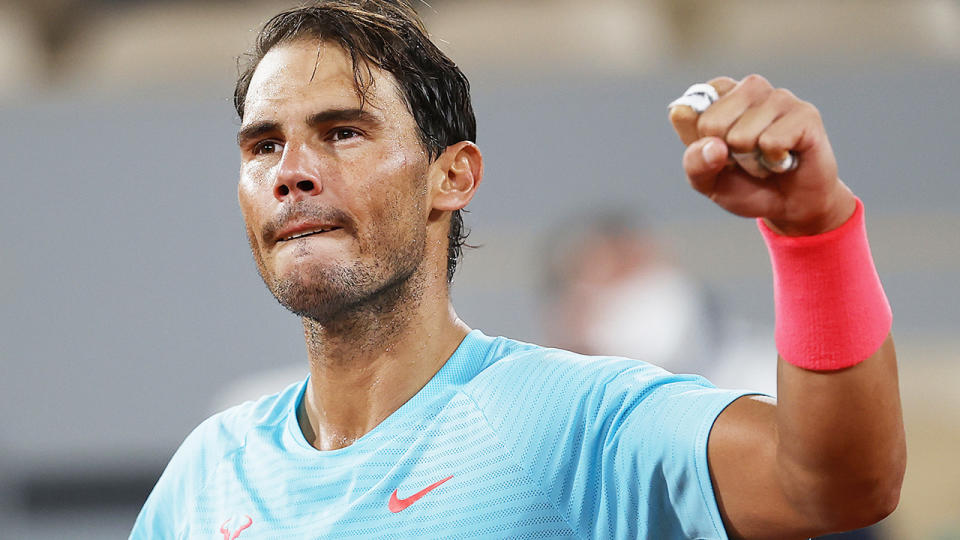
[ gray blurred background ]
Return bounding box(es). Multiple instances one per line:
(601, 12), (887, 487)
(1, 0), (958, 538)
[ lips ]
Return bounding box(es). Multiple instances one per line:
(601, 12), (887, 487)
(275, 222), (343, 243)
(265, 206), (354, 245)
(280, 226), (341, 241)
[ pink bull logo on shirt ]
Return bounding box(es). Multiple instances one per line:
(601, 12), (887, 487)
(219, 515), (252, 540)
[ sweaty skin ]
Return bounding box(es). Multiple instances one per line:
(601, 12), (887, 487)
(237, 42), (903, 539)
(671, 75), (905, 539)
(236, 40), (483, 452)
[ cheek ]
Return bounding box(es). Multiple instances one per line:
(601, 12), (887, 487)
(239, 161), (273, 193)
(377, 147), (428, 205)
(237, 188), (275, 280)
(237, 183), (257, 228)
(238, 181), (267, 247)
(346, 147), (410, 209)
(368, 172), (425, 231)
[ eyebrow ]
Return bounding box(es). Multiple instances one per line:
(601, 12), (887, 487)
(306, 108), (381, 129)
(236, 108), (383, 147)
(236, 121), (280, 147)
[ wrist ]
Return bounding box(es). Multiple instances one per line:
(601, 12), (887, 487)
(763, 185), (857, 237)
(758, 197), (892, 371)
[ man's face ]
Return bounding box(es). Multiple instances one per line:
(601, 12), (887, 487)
(237, 39), (432, 322)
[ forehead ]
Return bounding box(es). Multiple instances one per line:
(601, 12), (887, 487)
(243, 39), (407, 124)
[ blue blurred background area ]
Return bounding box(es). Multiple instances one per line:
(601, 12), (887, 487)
(1, 1), (958, 537)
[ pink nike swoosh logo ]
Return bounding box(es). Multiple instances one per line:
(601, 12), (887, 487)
(388, 475), (453, 513)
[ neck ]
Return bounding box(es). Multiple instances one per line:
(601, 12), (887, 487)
(296, 269), (469, 451)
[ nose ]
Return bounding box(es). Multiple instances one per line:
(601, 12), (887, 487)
(273, 143), (322, 201)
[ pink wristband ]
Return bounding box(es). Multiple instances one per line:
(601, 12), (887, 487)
(757, 198), (892, 371)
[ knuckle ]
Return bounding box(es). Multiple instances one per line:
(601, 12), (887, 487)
(770, 87), (797, 104)
(696, 114), (727, 138)
(707, 76), (736, 92)
(741, 73), (771, 90)
(757, 131), (786, 151)
(725, 128), (754, 152)
(802, 101), (822, 120)
(708, 76), (735, 86)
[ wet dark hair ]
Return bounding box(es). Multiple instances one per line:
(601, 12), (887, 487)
(234, 0), (475, 283)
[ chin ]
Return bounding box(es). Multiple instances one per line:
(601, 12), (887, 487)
(269, 266), (364, 321)
(265, 258), (419, 325)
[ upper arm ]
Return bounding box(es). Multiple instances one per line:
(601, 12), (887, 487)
(709, 339), (905, 539)
(707, 394), (810, 540)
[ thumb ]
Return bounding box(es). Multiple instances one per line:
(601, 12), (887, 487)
(683, 137), (728, 195)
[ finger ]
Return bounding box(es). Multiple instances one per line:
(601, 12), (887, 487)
(669, 105), (701, 145)
(757, 102), (822, 162)
(698, 74), (774, 140)
(707, 76), (738, 98)
(725, 88), (796, 153)
(683, 137), (729, 195)
(730, 151), (772, 179)
(760, 150), (795, 172)
(669, 78), (733, 146)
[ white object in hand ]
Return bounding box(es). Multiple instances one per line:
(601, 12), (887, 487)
(669, 82), (800, 177)
(668, 83), (719, 114)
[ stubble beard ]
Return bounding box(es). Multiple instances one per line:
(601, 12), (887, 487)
(255, 227), (427, 337)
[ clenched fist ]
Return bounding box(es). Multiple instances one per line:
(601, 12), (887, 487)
(669, 75), (856, 236)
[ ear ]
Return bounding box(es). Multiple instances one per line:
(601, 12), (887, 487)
(429, 141), (483, 211)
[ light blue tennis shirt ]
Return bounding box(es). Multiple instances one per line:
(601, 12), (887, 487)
(132, 330), (750, 539)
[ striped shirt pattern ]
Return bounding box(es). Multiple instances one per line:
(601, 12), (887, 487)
(131, 330), (748, 539)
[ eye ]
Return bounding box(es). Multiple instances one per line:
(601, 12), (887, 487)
(330, 128), (361, 142)
(253, 140), (282, 155)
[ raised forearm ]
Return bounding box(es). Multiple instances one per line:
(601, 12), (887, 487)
(776, 337), (905, 529)
(671, 75), (907, 538)
(763, 192), (905, 530)
(761, 193), (905, 528)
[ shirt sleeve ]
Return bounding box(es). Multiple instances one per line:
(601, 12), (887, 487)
(468, 344), (753, 539)
(596, 369), (750, 539)
(129, 414), (230, 539)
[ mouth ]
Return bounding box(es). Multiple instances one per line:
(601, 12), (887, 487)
(278, 226), (343, 242)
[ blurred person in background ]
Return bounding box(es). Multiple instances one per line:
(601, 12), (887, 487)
(541, 210), (777, 395)
(131, 1), (905, 538)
